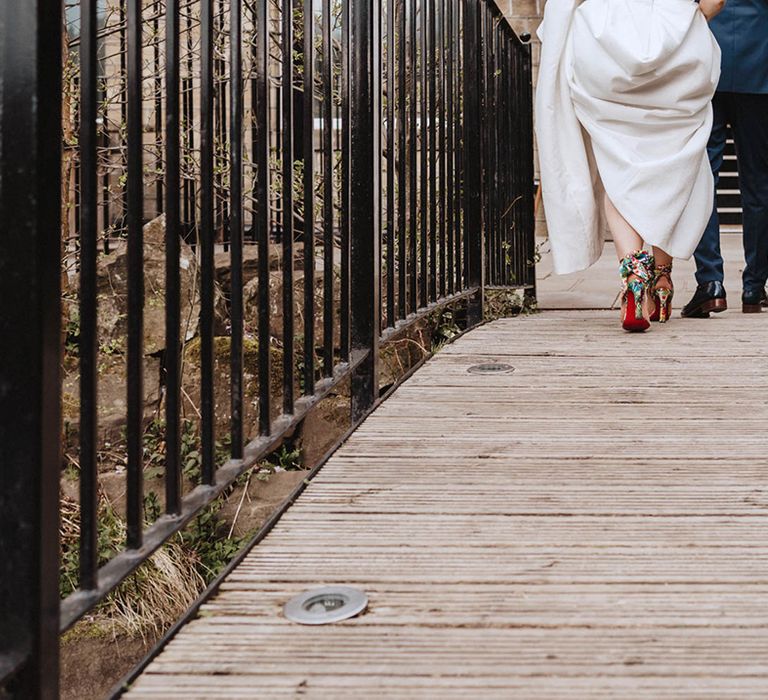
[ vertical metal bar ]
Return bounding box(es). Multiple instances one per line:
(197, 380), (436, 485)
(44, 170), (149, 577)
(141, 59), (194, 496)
(255, 0), (272, 435)
(74, 77), (82, 254)
(481, 6), (491, 285)
(200, 0), (216, 483)
(213, 0), (221, 240)
(497, 31), (504, 283)
(231, 0), (245, 456)
(97, 13), (110, 255)
(484, 9), (491, 284)
(490, 12), (497, 286)
(397, 0), (407, 320)
(213, 2), (221, 237)
(438, 0), (447, 298)
(497, 31), (504, 284)
(427, 0), (437, 301)
(408, 0), (418, 313)
(456, 0), (465, 290)
(514, 40), (522, 287)
(515, 40), (522, 288)
(349, 0), (381, 420)
(340, 0), (351, 361)
(487, 8), (493, 283)
(445, 0), (455, 295)
(183, 9), (197, 236)
(282, 0), (295, 414)
(119, 0), (128, 237)
(510, 36), (515, 286)
(154, 0), (164, 215)
(322, 0), (334, 377)
(126, 0), (146, 546)
(102, 111), (111, 254)
(484, 7), (490, 285)
(495, 30), (510, 285)
(386, 0), (396, 327)
(250, 6), (259, 247)
(165, 0), (182, 513)
(303, 0), (316, 394)
(516, 40), (524, 288)
(182, 33), (190, 231)
(510, 39), (518, 287)
(491, 11), (496, 287)
(503, 34), (510, 285)
(0, 1), (62, 693)
(79, 0), (99, 590)
(504, 36), (513, 287)
(490, 15), (499, 285)
(511, 39), (519, 288)
(523, 40), (537, 300)
(218, 0), (230, 241)
(507, 35), (513, 287)
(419, 0), (428, 308)
(463, 0), (483, 323)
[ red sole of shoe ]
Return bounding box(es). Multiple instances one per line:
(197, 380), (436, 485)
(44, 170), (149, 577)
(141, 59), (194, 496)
(623, 293), (650, 332)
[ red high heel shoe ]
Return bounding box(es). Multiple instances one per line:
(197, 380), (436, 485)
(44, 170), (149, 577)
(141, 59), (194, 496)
(649, 263), (674, 323)
(619, 250), (654, 332)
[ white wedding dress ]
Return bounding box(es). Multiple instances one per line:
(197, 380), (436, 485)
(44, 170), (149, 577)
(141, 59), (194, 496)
(535, 0), (721, 274)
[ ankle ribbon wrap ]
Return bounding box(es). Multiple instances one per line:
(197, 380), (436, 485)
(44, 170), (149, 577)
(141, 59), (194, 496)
(654, 263), (673, 286)
(619, 250), (655, 287)
(619, 250), (655, 320)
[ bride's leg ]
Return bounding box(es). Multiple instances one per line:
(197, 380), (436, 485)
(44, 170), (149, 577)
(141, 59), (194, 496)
(651, 247), (675, 322)
(604, 194), (654, 321)
(652, 247), (673, 290)
(604, 194), (643, 258)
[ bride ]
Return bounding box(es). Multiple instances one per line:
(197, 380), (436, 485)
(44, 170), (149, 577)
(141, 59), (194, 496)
(535, 0), (725, 331)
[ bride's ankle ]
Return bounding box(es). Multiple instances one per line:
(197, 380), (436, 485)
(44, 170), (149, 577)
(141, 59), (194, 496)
(652, 263), (674, 291)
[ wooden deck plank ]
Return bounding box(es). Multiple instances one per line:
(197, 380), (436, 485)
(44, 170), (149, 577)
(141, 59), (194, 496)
(125, 311), (768, 698)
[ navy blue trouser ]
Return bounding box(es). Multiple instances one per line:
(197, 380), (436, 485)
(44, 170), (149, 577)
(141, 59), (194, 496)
(694, 92), (768, 292)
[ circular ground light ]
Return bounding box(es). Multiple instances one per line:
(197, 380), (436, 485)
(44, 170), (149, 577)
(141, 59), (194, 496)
(467, 363), (515, 374)
(283, 586), (368, 625)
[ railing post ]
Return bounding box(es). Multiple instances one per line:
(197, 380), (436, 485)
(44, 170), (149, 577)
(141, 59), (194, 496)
(522, 40), (537, 301)
(349, 0), (381, 421)
(0, 1), (63, 696)
(463, 0), (484, 325)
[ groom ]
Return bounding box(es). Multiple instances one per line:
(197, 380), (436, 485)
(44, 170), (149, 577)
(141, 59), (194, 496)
(682, 0), (768, 317)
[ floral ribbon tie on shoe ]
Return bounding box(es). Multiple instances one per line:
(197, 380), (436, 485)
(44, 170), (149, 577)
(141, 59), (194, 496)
(652, 263), (674, 323)
(619, 250), (655, 320)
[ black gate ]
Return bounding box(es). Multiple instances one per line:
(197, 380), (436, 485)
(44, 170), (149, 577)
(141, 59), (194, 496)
(0, 0), (534, 695)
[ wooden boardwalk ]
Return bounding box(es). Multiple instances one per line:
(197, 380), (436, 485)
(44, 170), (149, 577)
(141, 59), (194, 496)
(126, 311), (768, 698)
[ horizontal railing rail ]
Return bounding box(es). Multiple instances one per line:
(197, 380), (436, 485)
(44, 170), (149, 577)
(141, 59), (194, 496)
(0, 0), (534, 695)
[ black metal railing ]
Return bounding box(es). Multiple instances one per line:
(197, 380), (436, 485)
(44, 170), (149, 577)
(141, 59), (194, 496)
(0, 0), (534, 695)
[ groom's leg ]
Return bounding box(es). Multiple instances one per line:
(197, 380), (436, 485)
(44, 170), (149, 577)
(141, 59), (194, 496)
(730, 93), (768, 294)
(693, 93), (729, 286)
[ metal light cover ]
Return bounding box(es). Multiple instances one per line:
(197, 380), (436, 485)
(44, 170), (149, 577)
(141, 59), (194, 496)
(283, 586), (369, 625)
(467, 362), (515, 374)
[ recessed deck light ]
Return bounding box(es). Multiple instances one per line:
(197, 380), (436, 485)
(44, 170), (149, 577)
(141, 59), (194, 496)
(467, 362), (515, 374)
(283, 586), (368, 625)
